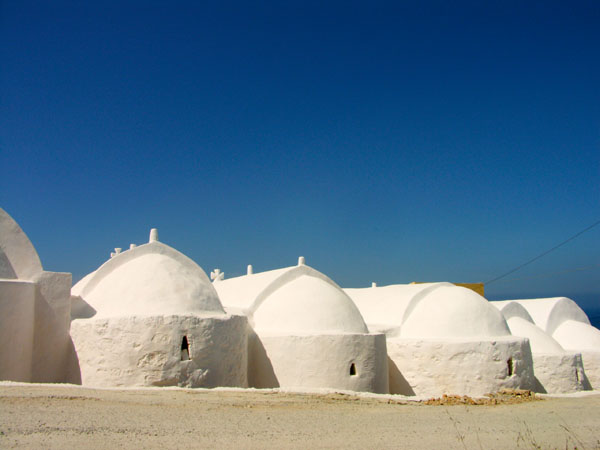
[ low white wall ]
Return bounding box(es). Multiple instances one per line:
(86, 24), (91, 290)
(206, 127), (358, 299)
(580, 352), (600, 389)
(250, 333), (389, 394)
(386, 336), (536, 397)
(532, 353), (590, 393)
(0, 280), (35, 382)
(31, 281), (81, 384)
(71, 314), (248, 388)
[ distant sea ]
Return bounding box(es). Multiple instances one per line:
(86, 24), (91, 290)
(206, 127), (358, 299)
(487, 293), (600, 330)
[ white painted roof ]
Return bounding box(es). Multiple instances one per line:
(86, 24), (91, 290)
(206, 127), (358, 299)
(505, 317), (565, 353)
(491, 300), (566, 353)
(399, 285), (511, 338)
(0, 208), (43, 280)
(552, 320), (600, 353)
(507, 297), (590, 335)
(74, 240), (224, 318)
(344, 283), (452, 334)
(214, 264), (368, 334)
(345, 283), (510, 338)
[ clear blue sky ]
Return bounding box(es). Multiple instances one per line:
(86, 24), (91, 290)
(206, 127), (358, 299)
(1, 1), (598, 308)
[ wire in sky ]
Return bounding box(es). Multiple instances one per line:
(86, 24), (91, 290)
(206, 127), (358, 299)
(487, 263), (600, 284)
(485, 219), (600, 285)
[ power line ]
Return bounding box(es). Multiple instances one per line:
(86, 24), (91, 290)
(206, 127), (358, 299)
(488, 263), (600, 284)
(486, 219), (600, 285)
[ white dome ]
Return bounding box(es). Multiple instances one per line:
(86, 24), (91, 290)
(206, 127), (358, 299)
(214, 264), (369, 335)
(492, 300), (565, 354)
(512, 297), (590, 335)
(552, 320), (600, 352)
(253, 274), (368, 334)
(344, 283), (451, 332)
(78, 241), (224, 318)
(505, 317), (565, 354)
(400, 285), (510, 338)
(0, 208), (43, 280)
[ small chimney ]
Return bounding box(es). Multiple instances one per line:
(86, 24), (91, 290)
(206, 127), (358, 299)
(371, 282), (377, 288)
(114, 248), (122, 254)
(130, 243), (136, 250)
(149, 228), (159, 242)
(298, 256), (305, 266)
(247, 264), (253, 275)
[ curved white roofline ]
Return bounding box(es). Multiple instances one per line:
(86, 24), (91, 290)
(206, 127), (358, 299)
(0, 208), (43, 280)
(248, 265), (343, 315)
(216, 264), (346, 315)
(399, 283), (454, 326)
(75, 239), (224, 317)
(491, 300), (535, 323)
(214, 264), (369, 334)
(509, 297), (590, 335)
(344, 282), (452, 334)
(80, 240), (213, 298)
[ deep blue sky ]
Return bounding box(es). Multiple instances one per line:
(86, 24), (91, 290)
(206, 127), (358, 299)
(1, 1), (599, 308)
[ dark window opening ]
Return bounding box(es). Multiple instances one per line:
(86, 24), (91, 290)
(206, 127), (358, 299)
(575, 369), (579, 382)
(507, 358), (513, 376)
(349, 363), (356, 376)
(181, 336), (190, 361)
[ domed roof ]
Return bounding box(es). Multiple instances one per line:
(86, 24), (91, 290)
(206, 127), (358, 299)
(552, 320), (600, 352)
(345, 282), (452, 333)
(400, 285), (510, 339)
(214, 263), (368, 335)
(511, 297), (590, 335)
(505, 317), (565, 353)
(0, 208), (43, 280)
(77, 239), (224, 318)
(253, 274), (368, 334)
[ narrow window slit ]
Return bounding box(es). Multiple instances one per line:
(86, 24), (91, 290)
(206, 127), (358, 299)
(349, 363), (356, 376)
(507, 358), (513, 376)
(181, 336), (190, 361)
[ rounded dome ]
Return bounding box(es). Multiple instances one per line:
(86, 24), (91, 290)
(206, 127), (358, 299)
(505, 317), (565, 354)
(0, 208), (43, 280)
(345, 282), (452, 331)
(513, 298), (590, 335)
(400, 285), (510, 338)
(552, 320), (600, 352)
(80, 242), (224, 318)
(252, 274), (368, 335)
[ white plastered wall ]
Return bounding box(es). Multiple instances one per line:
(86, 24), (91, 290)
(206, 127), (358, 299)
(492, 300), (589, 393)
(346, 283), (537, 396)
(505, 298), (600, 390)
(387, 336), (536, 397)
(215, 263), (389, 393)
(70, 234), (248, 388)
(249, 332), (389, 393)
(71, 314), (248, 388)
(552, 320), (600, 388)
(0, 280), (35, 381)
(0, 208), (80, 384)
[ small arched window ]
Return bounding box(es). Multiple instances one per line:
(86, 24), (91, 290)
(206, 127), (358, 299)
(181, 336), (190, 361)
(349, 363), (357, 376)
(507, 358), (513, 376)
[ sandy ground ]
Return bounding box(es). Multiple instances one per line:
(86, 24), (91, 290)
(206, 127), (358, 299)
(1, 384), (599, 449)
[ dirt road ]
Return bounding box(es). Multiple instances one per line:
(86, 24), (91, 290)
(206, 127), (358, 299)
(1, 384), (599, 449)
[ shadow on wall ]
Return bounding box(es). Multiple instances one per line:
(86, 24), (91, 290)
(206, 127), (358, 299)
(533, 377), (547, 394)
(32, 289), (81, 384)
(580, 368), (593, 391)
(247, 329), (279, 389)
(388, 357), (415, 396)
